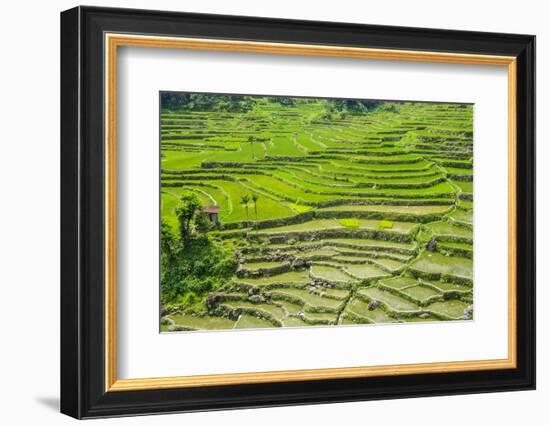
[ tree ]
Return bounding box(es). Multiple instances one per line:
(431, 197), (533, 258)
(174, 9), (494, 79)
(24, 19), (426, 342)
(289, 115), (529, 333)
(194, 211), (211, 233)
(321, 99), (383, 120)
(251, 193), (259, 219)
(248, 136), (256, 160)
(160, 93), (256, 113)
(240, 195), (251, 220)
(160, 219), (175, 260)
(175, 193), (201, 243)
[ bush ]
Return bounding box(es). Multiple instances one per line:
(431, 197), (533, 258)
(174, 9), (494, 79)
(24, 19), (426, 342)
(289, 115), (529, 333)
(160, 230), (238, 310)
(378, 220), (394, 229)
(339, 218), (360, 229)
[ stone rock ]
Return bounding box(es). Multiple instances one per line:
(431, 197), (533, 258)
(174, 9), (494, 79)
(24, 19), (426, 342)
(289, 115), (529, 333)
(160, 316), (175, 326)
(419, 313), (430, 319)
(291, 258), (305, 269)
(161, 305), (183, 316)
(249, 295), (265, 304)
(367, 300), (379, 311)
(463, 304), (474, 319)
(205, 293), (222, 310)
(425, 237), (438, 252)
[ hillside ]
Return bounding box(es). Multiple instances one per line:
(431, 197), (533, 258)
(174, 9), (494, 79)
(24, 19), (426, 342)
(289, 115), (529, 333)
(159, 95), (474, 331)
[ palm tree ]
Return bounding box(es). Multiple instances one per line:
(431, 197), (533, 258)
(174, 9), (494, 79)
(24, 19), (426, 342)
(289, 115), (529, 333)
(240, 195), (251, 220)
(251, 193), (259, 218)
(248, 136), (256, 160)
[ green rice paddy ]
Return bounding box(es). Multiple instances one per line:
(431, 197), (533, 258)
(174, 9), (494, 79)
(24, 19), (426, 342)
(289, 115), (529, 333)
(160, 94), (474, 331)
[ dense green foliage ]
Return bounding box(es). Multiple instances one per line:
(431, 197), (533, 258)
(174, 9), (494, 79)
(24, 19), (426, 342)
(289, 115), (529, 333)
(160, 93), (382, 116)
(175, 193), (202, 242)
(161, 92), (256, 113)
(160, 195), (238, 311)
(323, 99), (383, 119)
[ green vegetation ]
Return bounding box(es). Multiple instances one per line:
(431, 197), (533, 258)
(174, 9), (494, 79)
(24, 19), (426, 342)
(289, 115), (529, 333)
(339, 218), (360, 229)
(378, 220), (394, 229)
(160, 93), (474, 331)
(160, 194), (238, 313)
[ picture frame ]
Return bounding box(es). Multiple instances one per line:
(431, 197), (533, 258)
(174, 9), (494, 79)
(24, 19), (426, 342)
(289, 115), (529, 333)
(60, 5), (536, 419)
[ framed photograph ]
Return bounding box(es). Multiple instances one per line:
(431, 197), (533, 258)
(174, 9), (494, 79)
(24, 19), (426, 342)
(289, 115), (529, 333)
(60, 6), (535, 419)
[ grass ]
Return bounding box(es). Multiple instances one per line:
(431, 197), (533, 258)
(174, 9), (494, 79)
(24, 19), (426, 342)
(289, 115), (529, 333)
(447, 209), (473, 225)
(368, 257), (407, 272)
(268, 288), (345, 311)
(236, 271), (310, 286)
(274, 300), (303, 315)
(168, 314), (236, 330)
(223, 301), (287, 321)
(401, 285), (441, 302)
(310, 265), (358, 283)
(240, 261), (288, 271)
(426, 221), (473, 240)
(420, 278), (471, 293)
(255, 219), (416, 235)
(333, 247), (412, 261)
(326, 238), (416, 253)
(281, 316), (311, 327)
(323, 288), (351, 299)
(379, 277), (419, 290)
(302, 311), (338, 323)
(234, 314), (276, 328)
(358, 287), (419, 312)
(410, 252), (473, 281)
(428, 300), (470, 319)
(346, 299), (394, 323)
(319, 204), (452, 215)
(296, 248), (339, 260)
(454, 180), (473, 194)
(343, 264), (390, 280)
(206, 180), (294, 222)
(290, 203), (313, 213)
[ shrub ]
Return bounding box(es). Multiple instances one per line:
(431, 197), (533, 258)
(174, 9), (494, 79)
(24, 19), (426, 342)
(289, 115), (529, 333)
(339, 218), (360, 229)
(292, 203), (313, 213)
(378, 220), (394, 229)
(160, 230), (238, 310)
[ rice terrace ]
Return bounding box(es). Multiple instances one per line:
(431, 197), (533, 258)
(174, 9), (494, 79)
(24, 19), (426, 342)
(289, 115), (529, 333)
(159, 92), (474, 332)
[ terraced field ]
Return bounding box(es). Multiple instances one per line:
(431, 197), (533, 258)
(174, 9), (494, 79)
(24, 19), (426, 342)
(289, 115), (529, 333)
(160, 93), (474, 331)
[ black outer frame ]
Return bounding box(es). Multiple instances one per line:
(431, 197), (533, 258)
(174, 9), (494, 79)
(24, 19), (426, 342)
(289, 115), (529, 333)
(60, 5), (536, 419)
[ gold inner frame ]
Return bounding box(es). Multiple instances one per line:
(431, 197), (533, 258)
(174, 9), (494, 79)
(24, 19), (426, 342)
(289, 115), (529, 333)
(104, 33), (517, 392)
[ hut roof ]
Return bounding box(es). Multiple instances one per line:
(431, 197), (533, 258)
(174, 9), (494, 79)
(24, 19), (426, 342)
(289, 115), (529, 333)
(202, 205), (220, 214)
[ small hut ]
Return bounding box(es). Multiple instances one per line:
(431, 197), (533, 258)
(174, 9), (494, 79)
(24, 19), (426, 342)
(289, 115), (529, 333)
(202, 205), (220, 225)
